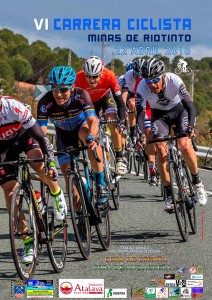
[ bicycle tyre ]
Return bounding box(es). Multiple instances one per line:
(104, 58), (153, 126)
(46, 190), (68, 272)
(143, 159), (149, 182)
(183, 164), (197, 234)
(103, 144), (120, 210)
(10, 184), (38, 280)
(127, 148), (133, 173)
(95, 205), (111, 250)
(134, 151), (141, 176)
(68, 174), (91, 259)
(169, 162), (188, 242)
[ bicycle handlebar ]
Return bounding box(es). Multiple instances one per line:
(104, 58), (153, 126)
(54, 146), (101, 163)
(147, 133), (187, 144)
(0, 156), (46, 166)
(99, 119), (118, 125)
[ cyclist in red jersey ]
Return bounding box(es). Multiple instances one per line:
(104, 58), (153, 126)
(75, 56), (127, 175)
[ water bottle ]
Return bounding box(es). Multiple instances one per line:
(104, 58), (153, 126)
(35, 191), (45, 215)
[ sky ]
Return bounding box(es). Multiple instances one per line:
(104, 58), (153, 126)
(1, 0), (212, 65)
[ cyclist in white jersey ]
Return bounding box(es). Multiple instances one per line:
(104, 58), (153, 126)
(137, 57), (207, 211)
(122, 59), (144, 144)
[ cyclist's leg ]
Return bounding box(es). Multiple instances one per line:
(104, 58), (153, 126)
(79, 122), (109, 205)
(127, 92), (136, 143)
(175, 111), (207, 205)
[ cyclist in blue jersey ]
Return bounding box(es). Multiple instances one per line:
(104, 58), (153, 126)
(37, 66), (109, 206)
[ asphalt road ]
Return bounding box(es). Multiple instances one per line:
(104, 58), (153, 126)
(0, 166), (211, 299)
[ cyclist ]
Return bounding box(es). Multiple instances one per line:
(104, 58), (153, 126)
(118, 62), (133, 89)
(137, 57), (207, 211)
(75, 56), (127, 175)
(135, 78), (158, 186)
(121, 58), (144, 144)
(37, 65), (109, 206)
(0, 95), (67, 264)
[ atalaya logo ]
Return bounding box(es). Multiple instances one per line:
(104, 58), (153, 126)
(59, 279), (104, 298)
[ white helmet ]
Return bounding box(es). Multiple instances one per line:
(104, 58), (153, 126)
(83, 56), (104, 76)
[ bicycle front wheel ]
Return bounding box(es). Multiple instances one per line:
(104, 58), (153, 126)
(169, 162), (188, 242)
(46, 191), (68, 272)
(10, 185), (38, 280)
(183, 164), (197, 234)
(68, 174), (91, 259)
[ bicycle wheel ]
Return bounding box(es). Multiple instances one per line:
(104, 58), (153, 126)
(68, 174), (91, 259)
(95, 204), (111, 250)
(183, 164), (197, 234)
(10, 184), (38, 280)
(175, 67), (181, 74)
(133, 151), (141, 176)
(126, 148), (133, 173)
(46, 190), (68, 272)
(169, 162), (188, 242)
(111, 173), (120, 210)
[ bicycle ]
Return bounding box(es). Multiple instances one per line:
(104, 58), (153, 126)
(0, 156), (68, 281)
(54, 145), (111, 260)
(98, 117), (120, 210)
(148, 134), (197, 242)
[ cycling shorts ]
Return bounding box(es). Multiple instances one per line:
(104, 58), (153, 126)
(0, 133), (40, 185)
(94, 90), (117, 117)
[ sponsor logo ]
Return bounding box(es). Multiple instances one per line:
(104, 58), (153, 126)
(176, 280), (186, 287)
(165, 280), (176, 287)
(157, 280), (164, 286)
(155, 287), (169, 298)
(40, 105), (47, 113)
(191, 274), (203, 279)
(177, 267), (188, 274)
(189, 266), (196, 274)
(131, 287), (145, 298)
(180, 287), (191, 298)
(145, 287), (156, 298)
(14, 280), (26, 298)
(22, 109), (28, 121)
(186, 280), (203, 287)
(26, 280), (54, 298)
(196, 266), (203, 274)
(59, 279), (104, 298)
(60, 282), (73, 295)
(169, 287), (181, 298)
(105, 288), (127, 298)
(191, 287), (203, 298)
(164, 274), (175, 279)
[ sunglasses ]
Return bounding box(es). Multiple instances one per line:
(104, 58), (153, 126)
(86, 74), (100, 79)
(145, 77), (162, 84)
(51, 86), (72, 93)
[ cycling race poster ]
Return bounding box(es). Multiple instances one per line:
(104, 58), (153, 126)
(0, 0), (212, 299)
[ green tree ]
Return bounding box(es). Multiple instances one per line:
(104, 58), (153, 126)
(10, 55), (33, 81)
(0, 59), (15, 92)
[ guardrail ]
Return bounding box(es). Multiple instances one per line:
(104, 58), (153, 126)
(46, 122), (212, 161)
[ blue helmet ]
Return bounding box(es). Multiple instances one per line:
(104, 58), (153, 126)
(126, 62), (133, 72)
(49, 66), (76, 85)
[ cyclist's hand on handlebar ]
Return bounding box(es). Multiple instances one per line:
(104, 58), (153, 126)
(86, 135), (99, 150)
(47, 161), (58, 179)
(117, 120), (126, 134)
(186, 126), (197, 139)
(135, 133), (146, 151)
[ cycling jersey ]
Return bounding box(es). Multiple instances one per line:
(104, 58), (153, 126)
(75, 68), (126, 121)
(118, 75), (125, 89)
(75, 68), (121, 102)
(122, 70), (137, 93)
(37, 88), (96, 131)
(136, 72), (196, 126)
(0, 96), (53, 161)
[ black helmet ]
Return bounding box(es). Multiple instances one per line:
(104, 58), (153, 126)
(141, 58), (165, 78)
(133, 58), (145, 73)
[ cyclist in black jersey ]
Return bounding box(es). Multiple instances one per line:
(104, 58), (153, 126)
(37, 66), (109, 206)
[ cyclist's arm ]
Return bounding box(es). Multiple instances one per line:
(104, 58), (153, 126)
(121, 88), (128, 106)
(179, 83), (197, 127)
(27, 122), (54, 161)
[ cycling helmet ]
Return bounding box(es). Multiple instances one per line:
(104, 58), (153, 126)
(49, 66), (76, 85)
(133, 58), (145, 73)
(83, 56), (104, 76)
(126, 62), (133, 72)
(140, 58), (165, 79)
